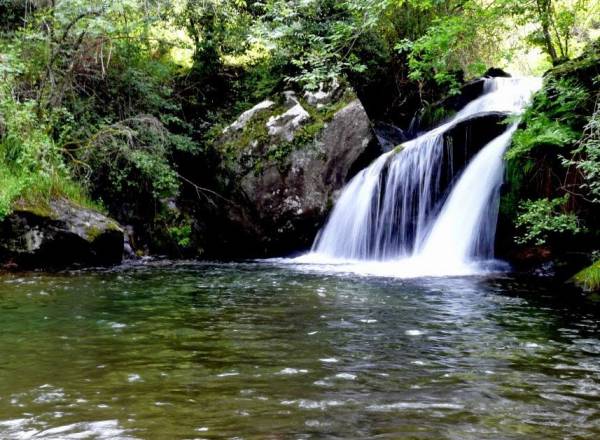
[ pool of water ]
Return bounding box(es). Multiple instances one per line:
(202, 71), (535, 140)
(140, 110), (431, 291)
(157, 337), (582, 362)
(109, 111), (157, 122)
(1, 261), (599, 439)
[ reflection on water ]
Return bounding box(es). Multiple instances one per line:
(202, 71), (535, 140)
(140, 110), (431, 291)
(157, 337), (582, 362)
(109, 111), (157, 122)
(0, 262), (599, 439)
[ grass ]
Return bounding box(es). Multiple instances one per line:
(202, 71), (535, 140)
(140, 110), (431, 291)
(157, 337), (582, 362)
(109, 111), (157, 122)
(0, 162), (104, 221)
(572, 260), (600, 292)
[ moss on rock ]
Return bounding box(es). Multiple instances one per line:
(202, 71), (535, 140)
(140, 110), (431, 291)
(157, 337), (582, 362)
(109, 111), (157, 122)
(572, 260), (600, 292)
(217, 86), (357, 176)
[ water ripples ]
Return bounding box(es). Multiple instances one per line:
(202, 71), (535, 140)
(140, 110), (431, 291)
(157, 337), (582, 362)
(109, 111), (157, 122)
(0, 263), (599, 438)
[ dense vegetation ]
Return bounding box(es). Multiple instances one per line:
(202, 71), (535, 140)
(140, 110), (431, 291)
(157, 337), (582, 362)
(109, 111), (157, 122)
(0, 0), (599, 277)
(501, 41), (600, 285)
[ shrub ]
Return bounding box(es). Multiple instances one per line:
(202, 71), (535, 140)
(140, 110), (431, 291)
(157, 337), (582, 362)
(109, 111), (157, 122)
(515, 196), (582, 245)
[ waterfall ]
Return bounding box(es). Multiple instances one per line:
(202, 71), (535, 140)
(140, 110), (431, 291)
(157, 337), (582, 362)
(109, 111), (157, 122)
(416, 125), (518, 263)
(296, 77), (541, 276)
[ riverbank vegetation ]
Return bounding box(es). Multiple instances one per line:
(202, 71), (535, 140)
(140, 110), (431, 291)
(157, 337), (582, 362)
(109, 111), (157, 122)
(502, 42), (600, 281)
(0, 0), (599, 279)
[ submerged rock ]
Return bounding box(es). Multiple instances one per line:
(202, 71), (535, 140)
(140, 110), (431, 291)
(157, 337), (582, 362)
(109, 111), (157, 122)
(0, 199), (124, 269)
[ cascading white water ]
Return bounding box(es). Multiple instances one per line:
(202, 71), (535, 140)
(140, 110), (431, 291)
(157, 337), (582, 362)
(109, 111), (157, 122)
(295, 77), (541, 277)
(416, 124), (518, 265)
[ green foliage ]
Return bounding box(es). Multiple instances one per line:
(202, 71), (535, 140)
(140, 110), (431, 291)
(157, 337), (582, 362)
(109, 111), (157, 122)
(564, 93), (600, 203)
(508, 115), (579, 160)
(70, 115), (187, 201)
(515, 196), (582, 245)
(0, 82), (97, 219)
(168, 223), (193, 249)
(572, 259), (600, 292)
(504, 0), (598, 65)
(506, 77), (588, 161)
(501, 43), (600, 253)
(402, 12), (495, 91)
(254, 0), (361, 91)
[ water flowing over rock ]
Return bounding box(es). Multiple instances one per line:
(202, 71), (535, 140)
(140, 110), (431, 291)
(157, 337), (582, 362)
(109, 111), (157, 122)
(299, 77), (542, 276)
(0, 199), (124, 269)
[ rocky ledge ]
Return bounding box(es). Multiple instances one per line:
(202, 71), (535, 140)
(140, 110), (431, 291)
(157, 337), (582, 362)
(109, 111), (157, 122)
(0, 199), (124, 270)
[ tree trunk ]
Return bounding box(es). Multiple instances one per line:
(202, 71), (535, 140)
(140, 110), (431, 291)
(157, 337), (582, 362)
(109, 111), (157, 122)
(536, 0), (559, 64)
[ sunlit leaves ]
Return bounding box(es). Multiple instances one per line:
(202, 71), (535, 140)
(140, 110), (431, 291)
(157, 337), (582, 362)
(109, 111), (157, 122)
(515, 196), (582, 245)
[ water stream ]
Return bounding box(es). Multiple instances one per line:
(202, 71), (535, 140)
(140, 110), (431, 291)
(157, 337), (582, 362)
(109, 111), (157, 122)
(2, 78), (597, 440)
(299, 77), (542, 277)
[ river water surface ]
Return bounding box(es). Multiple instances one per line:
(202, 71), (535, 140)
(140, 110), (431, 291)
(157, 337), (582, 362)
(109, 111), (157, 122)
(1, 262), (599, 439)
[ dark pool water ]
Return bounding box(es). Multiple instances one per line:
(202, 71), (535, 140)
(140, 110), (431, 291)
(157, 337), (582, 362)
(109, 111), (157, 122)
(0, 261), (599, 439)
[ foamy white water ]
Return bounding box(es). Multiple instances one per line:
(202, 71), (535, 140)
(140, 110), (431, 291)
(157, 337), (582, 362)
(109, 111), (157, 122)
(417, 125), (519, 263)
(292, 76), (542, 277)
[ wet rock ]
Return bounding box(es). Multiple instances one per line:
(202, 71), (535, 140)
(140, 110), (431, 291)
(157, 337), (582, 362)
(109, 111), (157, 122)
(373, 121), (409, 152)
(0, 199), (124, 269)
(484, 67), (511, 78)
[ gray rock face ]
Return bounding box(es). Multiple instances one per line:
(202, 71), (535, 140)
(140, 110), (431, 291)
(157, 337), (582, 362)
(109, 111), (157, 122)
(0, 199), (124, 269)
(266, 93), (310, 142)
(232, 99), (381, 255)
(223, 100), (275, 134)
(304, 79), (342, 107)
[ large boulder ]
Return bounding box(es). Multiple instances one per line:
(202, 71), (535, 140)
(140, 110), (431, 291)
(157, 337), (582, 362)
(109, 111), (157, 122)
(215, 88), (381, 256)
(0, 199), (124, 269)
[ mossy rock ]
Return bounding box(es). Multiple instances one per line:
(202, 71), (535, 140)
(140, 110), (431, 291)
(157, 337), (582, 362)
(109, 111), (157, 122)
(217, 87), (357, 177)
(571, 260), (600, 292)
(215, 94), (381, 257)
(0, 198), (124, 269)
(12, 199), (59, 221)
(392, 144), (406, 154)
